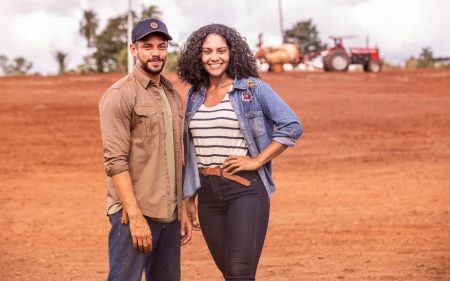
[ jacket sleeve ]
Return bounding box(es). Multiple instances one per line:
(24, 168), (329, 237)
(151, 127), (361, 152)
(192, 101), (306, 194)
(182, 87), (202, 198)
(255, 80), (303, 147)
(98, 88), (132, 177)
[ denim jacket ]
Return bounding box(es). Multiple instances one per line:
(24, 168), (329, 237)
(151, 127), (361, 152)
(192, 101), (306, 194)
(183, 77), (303, 198)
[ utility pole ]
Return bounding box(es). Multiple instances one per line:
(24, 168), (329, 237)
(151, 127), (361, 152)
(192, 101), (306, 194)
(127, 0), (133, 74)
(278, 0), (285, 44)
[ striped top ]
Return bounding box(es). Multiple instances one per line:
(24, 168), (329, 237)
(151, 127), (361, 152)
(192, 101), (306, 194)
(189, 94), (248, 168)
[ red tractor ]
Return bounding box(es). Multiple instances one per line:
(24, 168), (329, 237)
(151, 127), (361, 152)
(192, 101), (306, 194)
(322, 36), (382, 73)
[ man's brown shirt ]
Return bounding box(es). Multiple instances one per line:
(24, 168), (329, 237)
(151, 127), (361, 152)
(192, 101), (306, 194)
(99, 67), (183, 219)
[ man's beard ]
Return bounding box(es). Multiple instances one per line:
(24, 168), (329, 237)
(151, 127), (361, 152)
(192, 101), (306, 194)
(138, 57), (166, 75)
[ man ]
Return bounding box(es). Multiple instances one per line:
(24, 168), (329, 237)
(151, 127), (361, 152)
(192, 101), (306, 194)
(98, 18), (192, 281)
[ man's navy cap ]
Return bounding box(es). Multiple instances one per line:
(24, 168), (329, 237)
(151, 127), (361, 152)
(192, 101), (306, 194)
(132, 18), (172, 42)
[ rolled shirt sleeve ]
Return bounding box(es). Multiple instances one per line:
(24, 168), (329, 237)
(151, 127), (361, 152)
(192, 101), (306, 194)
(255, 81), (303, 147)
(98, 88), (132, 177)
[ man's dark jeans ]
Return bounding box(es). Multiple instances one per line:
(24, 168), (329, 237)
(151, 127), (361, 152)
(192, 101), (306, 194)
(198, 170), (270, 281)
(107, 210), (180, 281)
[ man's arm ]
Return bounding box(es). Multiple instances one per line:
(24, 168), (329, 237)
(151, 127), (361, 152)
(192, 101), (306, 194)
(99, 89), (152, 253)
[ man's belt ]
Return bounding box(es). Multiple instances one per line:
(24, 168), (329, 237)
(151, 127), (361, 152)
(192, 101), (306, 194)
(199, 167), (251, 187)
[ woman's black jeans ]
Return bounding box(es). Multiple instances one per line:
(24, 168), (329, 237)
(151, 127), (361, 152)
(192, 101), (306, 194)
(198, 170), (270, 281)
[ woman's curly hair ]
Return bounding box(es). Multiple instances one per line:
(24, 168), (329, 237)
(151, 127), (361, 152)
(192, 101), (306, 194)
(177, 23), (259, 90)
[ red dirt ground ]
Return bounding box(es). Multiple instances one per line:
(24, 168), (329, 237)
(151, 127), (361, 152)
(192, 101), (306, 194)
(1, 69), (449, 281)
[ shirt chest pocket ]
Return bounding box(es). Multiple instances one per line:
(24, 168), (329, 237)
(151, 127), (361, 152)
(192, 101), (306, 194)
(245, 110), (266, 138)
(133, 105), (158, 137)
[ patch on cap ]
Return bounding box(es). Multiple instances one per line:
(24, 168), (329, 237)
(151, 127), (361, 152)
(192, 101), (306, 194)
(150, 21), (159, 29)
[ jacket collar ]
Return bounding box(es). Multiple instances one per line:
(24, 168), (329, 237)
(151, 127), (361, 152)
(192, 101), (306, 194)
(232, 78), (248, 90)
(197, 77), (248, 95)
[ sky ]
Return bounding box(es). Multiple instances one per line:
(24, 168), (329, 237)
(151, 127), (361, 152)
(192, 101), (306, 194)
(0, 0), (449, 74)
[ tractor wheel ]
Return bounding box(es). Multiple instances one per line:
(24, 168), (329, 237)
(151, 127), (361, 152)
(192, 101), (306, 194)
(324, 50), (350, 72)
(269, 63), (283, 73)
(366, 60), (382, 73)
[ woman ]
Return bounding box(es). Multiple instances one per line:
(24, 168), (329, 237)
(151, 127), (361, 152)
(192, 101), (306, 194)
(177, 23), (303, 280)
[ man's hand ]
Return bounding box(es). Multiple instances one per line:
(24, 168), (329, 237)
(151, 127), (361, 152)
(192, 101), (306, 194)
(187, 196), (200, 231)
(128, 210), (152, 253)
(112, 172), (152, 253)
(180, 200), (193, 246)
(222, 155), (262, 174)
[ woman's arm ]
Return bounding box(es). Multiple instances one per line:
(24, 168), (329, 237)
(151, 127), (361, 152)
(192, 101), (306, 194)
(255, 80), (303, 147)
(223, 79), (302, 174)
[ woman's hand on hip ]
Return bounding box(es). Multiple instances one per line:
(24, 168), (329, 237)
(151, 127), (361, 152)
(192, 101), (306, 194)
(222, 155), (262, 174)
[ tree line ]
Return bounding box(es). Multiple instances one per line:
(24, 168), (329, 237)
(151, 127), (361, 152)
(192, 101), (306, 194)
(0, 7), (448, 76)
(0, 5), (166, 76)
(77, 5), (165, 73)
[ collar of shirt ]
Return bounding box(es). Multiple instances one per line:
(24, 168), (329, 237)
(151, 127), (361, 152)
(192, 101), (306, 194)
(132, 66), (175, 94)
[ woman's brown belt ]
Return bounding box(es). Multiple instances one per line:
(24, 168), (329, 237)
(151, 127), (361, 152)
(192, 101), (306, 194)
(199, 167), (251, 187)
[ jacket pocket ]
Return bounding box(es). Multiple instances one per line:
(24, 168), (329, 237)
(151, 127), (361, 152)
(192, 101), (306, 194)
(245, 110), (266, 137)
(133, 105), (158, 136)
